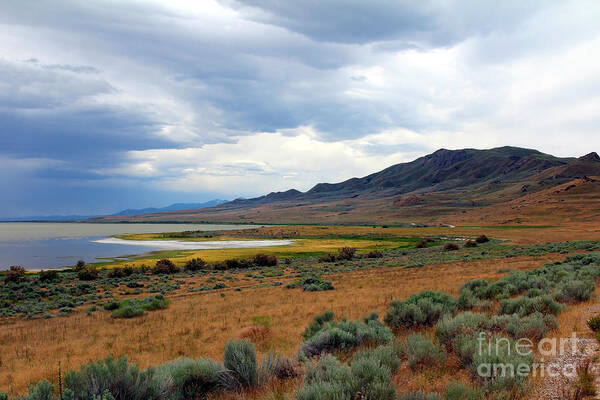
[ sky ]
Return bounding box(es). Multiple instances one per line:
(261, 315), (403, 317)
(1, 0), (600, 216)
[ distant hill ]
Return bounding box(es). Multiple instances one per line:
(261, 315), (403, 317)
(2, 200), (228, 222)
(91, 147), (600, 225)
(109, 200), (229, 216)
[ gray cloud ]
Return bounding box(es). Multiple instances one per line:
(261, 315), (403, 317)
(0, 0), (599, 215)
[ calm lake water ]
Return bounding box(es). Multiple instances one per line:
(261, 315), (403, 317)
(0, 223), (279, 269)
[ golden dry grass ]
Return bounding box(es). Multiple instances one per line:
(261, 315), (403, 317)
(0, 252), (571, 396)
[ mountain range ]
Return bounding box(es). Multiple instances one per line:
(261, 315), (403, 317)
(92, 146), (600, 225)
(1, 200), (228, 222)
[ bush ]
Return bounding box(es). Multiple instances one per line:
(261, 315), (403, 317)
(556, 280), (594, 303)
(415, 240), (428, 249)
(384, 291), (456, 330)
(38, 269), (60, 282)
(464, 240), (478, 248)
(353, 343), (402, 373)
(444, 382), (483, 400)
(107, 268), (125, 278)
(64, 356), (170, 400)
(337, 247), (356, 261)
(22, 380), (55, 400)
(153, 259), (179, 274)
(435, 312), (490, 346)
(252, 254), (278, 266)
(498, 295), (563, 316)
(258, 352), (298, 383)
(318, 253), (337, 263)
(75, 260), (86, 270)
(77, 267), (99, 281)
(587, 315), (600, 332)
(4, 265), (27, 283)
(470, 335), (533, 392)
(475, 235), (489, 244)
(297, 354), (395, 400)
(489, 312), (555, 341)
(403, 333), (446, 370)
(288, 275), (334, 292)
(444, 243), (460, 251)
(224, 339), (258, 389)
(299, 313), (393, 358)
(156, 358), (225, 400)
(111, 295), (169, 318)
(366, 251), (383, 258)
(184, 258), (207, 271)
(303, 311), (335, 340)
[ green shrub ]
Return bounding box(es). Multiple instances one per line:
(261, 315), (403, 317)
(464, 240), (478, 248)
(299, 313), (393, 358)
(152, 259), (179, 274)
(489, 312), (555, 341)
(288, 275), (335, 292)
(587, 315), (600, 332)
(302, 311), (334, 340)
(444, 382), (483, 400)
(22, 380), (55, 400)
(297, 354), (395, 400)
(38, 270), (60, 282)
(184, 258), (207, 271)
(353, 343), (401, 373)
(77, 267), (99, 281)
(111, 295), (169, 318)
(403, 333), (446, 370)
(385, 291), (456, 330)
(469, 335), (533, 393)
(435, 312), (489, 346)
(4, 266), (27, 284)
(156, 358), (225, 400)
(64, 356), (170, 400)
(498, 295), (563, 317)
(224, 339), (258, 389)
(556, 280), (594, 303)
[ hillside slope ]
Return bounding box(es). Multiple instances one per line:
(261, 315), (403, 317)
(92, 147), (600, 225)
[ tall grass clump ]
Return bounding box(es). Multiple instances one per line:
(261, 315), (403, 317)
(223, 339), (258, 389)
(385, 291), (456, 330)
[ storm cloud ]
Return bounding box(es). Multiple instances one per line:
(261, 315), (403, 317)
(1, 0), (599, 216)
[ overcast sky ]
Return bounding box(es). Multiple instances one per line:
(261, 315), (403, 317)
(2, 0), (599, 216)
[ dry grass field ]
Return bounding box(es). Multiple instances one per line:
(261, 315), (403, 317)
(0, 250), (583, 396)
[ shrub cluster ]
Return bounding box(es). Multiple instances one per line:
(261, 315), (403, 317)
(384, 291), (456, 330)
(318, 247), (357, 262)
(297, 347), (399, 400)
(298, 312), (393, 358)
(153, 259), (180, 275)
(287, 275), (334, 292)
(111, 295), (169, 318)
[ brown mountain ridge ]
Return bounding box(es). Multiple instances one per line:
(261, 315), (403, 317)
(92, 146), (600, 225)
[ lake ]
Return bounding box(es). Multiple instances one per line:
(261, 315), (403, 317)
(0, 223), (285, 269)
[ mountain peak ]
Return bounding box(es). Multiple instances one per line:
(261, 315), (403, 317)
(579, 152), (600, 162)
